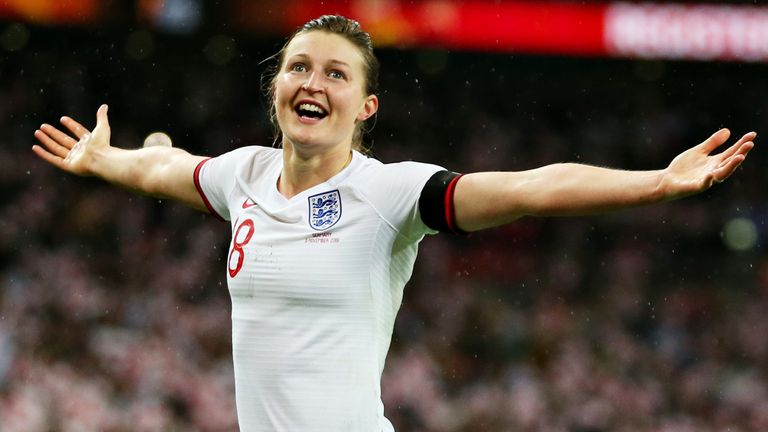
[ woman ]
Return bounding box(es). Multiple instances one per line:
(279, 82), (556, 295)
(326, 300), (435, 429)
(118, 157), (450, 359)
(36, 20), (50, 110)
(32, 15), (755, 432)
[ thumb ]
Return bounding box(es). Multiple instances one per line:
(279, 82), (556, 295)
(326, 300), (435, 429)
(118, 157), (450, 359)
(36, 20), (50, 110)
(96, 104), (109, 127)
(698, 128), (730, 154)
(94, 104), (111, 141)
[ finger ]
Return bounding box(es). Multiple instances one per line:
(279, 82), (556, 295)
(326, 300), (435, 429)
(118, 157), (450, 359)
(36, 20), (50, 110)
(698, 128), (731, 154)
(712, 154), (746, 183)
(718, 141), (754, 168)
(60, 116), (91, 140)
(718, 131), (756, 160)
(33, 129), (71, 158)
(96, 104), (109, 128)
(39, 123), (78, 150)
(31, 144), (69, 171)
(95, 104), (112, 142)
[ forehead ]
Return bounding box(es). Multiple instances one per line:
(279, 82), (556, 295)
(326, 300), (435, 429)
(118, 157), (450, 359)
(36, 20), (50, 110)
(283, 31), (365, 70)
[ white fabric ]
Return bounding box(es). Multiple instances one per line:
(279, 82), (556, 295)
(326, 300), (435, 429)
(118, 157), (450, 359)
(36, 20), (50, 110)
(195, 146), (443, 432)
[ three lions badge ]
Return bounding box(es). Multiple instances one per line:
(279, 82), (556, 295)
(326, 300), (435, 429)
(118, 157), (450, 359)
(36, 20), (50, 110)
(308, 190), (341, 231)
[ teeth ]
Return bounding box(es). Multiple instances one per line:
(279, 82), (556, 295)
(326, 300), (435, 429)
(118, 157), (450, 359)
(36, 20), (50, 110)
(298, 103), (326, 115)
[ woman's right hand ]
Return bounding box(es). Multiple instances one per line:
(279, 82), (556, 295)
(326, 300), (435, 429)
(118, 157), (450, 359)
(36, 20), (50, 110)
(33, 104), (111, 176)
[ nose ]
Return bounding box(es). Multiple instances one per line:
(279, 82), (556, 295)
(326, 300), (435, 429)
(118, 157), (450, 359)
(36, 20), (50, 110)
(301, 71), (323, 93)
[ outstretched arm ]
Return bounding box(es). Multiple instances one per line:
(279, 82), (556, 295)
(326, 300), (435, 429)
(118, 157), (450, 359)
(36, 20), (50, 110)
(454, 129), (756, 232)
(33, 105), (208, 211)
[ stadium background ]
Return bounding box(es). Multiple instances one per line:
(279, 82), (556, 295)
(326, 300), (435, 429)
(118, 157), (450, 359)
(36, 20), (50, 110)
(1, 1), (767, 431)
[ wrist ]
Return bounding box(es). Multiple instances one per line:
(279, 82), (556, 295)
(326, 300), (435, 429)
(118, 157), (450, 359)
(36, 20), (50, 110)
(87, 145), (119, 177)
(655, 168), (683, 202)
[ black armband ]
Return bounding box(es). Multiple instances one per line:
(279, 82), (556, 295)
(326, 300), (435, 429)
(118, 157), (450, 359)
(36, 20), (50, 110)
(418, 170), (467, 235)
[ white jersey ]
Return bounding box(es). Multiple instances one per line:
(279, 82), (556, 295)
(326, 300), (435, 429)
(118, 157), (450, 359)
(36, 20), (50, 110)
(194, 146), (443, 432)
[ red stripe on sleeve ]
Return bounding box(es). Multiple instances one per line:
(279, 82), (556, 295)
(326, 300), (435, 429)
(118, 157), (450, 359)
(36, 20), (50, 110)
(193, 158), (226, 222)
(444, 174), (466, 235)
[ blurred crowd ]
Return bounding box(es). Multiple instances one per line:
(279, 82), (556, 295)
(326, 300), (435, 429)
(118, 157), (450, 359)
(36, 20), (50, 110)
(1, 25), (767, 431)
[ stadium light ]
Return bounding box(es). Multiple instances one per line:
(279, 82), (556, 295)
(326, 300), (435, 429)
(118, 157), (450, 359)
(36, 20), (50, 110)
(235, 0), (768, 62)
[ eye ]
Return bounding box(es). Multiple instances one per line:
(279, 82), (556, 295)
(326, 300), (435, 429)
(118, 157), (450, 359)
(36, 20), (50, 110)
(328, 70), (345, 80)
(290, 63), (307, 73)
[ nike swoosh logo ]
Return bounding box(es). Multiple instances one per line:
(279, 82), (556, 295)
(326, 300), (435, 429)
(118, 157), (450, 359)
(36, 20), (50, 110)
(242, 199), (258, 209)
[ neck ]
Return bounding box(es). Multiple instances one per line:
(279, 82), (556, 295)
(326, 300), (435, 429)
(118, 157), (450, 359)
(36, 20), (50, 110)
(278, 142), (353, 199)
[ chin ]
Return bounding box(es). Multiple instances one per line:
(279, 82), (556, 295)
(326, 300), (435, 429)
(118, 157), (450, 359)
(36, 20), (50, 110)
(281, 121), (352, 153)
(284, 133), (328, 151)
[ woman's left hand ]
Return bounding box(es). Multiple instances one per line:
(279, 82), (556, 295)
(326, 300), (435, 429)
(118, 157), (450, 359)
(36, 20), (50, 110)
(661, 129), (755, 199)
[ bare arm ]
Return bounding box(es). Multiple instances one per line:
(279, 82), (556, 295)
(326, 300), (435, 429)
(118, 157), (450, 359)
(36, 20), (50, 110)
(32, 105), (208, 211)
(454, 129), (756, 232)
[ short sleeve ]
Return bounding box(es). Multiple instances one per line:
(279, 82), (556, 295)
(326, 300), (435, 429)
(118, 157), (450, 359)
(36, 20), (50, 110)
(358, 161), (444, 240)
(194, 146), (268, 221)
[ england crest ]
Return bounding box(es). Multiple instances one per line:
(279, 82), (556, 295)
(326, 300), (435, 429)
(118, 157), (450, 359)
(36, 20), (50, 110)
(308, 190), (342, 231)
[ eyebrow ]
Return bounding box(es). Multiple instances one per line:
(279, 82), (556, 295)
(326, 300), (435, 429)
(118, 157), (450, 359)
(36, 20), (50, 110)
(290, 53), (351, 68)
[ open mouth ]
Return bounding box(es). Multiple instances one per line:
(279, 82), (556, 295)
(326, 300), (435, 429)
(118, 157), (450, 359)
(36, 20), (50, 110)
(295, 102), (328, 120)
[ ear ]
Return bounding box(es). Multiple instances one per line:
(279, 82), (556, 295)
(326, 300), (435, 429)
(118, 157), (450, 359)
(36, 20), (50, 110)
(356, 94), (379, 122)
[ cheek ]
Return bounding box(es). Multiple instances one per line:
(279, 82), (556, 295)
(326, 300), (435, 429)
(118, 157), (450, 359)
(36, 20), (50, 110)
(333, 89), (365, 115)
(274, 75), (294, 104)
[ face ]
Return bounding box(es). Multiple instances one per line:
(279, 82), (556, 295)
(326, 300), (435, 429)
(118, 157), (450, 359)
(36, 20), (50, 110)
(274, 31), (378, 154)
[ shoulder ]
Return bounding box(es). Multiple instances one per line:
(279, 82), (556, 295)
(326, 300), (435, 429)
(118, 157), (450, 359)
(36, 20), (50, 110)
(208, 145), (280, 175)
(357, 158), (445, 184)
(214, 145), (280, 162)
(345, 157), (449, 238)
(349, 155), (446, 199)
(199, 145), (281, 190)
(352, 153), (442, 177)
